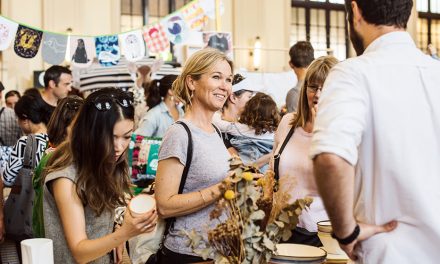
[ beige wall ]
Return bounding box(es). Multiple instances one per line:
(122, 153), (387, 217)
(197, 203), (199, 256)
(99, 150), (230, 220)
(1, 0), (120, 92)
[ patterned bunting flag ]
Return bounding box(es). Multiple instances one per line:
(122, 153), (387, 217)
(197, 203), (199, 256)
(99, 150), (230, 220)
(199, 0), (224, 19)
(42, 32), (67, 65)
(14, 25), (43, 58)
(0, 16), (19, 51)
(95, 35), (121, 67)
(142, 23), (170, 54)
(70, 36), (95, 68)
(181, 0), (208, 31)
(161, 13), (189, 44)
(120, 30), (146, 62)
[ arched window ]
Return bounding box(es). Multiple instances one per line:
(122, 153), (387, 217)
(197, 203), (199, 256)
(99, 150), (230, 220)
(291, 0), (348, 60)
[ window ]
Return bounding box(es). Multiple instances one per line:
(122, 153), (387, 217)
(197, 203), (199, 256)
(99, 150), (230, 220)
(120, 0), (191, 31)
(417, 0), (440, 52)
(291, 0), (348, 60)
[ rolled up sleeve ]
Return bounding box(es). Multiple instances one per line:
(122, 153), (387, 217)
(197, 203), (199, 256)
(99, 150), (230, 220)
(310, 63), (369, 166)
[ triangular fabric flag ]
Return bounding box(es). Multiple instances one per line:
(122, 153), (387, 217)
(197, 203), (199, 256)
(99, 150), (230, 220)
(70, 36), (95, 68)
(14, 25), (43, 58)
(95, 35), (121, 67)
(161, 13), (189, 45)
(142, 23), (170, 54)
(120, 30), (146, 62)
(181, 0), (208, 31)
(199, 0), (224, 20)
(0, 16), (19, 51)
(42, 32), (67, 65)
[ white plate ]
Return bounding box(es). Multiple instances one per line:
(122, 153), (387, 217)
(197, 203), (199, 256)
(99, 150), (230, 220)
(272, 244), (327, 261)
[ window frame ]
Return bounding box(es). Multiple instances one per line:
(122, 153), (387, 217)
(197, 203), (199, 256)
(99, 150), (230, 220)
(291, 0), (349, 59)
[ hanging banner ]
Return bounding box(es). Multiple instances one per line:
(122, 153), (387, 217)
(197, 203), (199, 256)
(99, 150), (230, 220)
(142, 23), (170, 54)
(70, 36), (95, 68)
(181, 0), (208, 31)
(95, 35), (121, 67)
(42, 32), (67, 65)
(161, 13), (189, 45)
(14, 25), (43, 58)
(120, 30), (146, 62)
(199, 0), (224, 19)
(0, 16), (19, 51)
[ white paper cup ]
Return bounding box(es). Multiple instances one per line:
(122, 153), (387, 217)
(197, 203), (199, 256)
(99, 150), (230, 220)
(21, 238), (54, 264)
(129, 194), (156, 217)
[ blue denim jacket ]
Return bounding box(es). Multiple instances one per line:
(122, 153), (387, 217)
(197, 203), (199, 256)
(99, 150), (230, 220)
(230, 135), (274, 172)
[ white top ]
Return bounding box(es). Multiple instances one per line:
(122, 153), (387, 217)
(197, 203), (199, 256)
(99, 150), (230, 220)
(310, 32), (440, 263)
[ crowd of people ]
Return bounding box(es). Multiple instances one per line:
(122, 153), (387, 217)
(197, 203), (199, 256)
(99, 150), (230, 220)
(0, 0), (439, 263)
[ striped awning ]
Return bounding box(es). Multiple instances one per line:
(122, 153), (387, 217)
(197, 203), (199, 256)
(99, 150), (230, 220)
(74, 57), (181, 92)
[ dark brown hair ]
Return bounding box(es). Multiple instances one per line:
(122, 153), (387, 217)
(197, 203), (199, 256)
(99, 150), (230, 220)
(44, 88), (134, 215)
(239, 92), (280, 135)
(47, 95), (84, 147)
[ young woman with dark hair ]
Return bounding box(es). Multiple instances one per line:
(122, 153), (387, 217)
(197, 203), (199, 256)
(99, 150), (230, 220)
(42, 88), (157, 263)
(0, 93), (50, 258)
(32, 95), (84, 238)
(135, 74), (183, 138)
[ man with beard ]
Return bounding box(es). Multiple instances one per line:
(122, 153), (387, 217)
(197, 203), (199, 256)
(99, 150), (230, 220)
(310, 0), (440, 263)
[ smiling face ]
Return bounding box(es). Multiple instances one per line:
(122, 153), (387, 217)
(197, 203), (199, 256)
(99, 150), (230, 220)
(113, 118), (134, 161)
(188, 60), (233, 112)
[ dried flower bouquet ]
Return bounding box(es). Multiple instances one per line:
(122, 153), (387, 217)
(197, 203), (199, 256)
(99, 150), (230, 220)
(185, 157), (313, 264)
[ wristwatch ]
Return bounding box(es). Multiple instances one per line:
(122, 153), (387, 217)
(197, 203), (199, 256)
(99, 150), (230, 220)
(331, 224), (360, 245)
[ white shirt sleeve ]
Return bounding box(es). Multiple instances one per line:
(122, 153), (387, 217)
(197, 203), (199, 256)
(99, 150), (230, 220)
(310, 62), (369, 166)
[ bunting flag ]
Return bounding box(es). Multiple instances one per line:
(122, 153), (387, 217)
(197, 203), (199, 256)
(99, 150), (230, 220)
(14, 25), (43, 58)
(42, 33), (67, 65)
(70, 36), (95, 68)
(199, 0), (224, 19)
(95, 35), (121, 67)
(0, 0), (226, 65)
(120, 30), (146, 62)
(161, 13), (189, 44)
(142, 23), (170, 54)
(181, 0), (209, 31)
(0, 16), (18, 51)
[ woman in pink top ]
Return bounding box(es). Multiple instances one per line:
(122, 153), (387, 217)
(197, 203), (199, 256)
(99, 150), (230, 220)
(271, 56), (338, 246)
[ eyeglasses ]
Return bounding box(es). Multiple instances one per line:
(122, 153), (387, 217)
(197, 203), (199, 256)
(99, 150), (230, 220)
(306, 84), (323, 94)
(92, 92), (134, 111)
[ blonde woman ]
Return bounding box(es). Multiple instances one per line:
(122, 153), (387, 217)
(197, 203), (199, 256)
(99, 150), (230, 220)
(155, 48), (234, 263)
(270, 56), (339, 245)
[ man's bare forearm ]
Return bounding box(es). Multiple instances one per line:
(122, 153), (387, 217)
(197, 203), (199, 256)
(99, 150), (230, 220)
(313, 153), (357, 237)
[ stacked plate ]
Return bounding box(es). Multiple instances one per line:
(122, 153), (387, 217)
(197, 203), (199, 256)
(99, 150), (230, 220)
(269, 244), (327, 264)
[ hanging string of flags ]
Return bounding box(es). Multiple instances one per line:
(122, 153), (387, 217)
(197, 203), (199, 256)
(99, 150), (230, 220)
(0, 0), (224, 67)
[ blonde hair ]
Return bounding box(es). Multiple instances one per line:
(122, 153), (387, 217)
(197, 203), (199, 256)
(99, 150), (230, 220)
(290, 55), (339, 127)
(172, 48), (233, 107)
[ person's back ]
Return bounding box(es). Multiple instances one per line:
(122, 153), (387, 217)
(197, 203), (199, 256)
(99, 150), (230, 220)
(312, 28), (440, 264)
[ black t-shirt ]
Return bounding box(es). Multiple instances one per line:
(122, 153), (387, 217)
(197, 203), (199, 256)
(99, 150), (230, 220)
(43, 100), (56, 119)
(208, 34), (229, 52)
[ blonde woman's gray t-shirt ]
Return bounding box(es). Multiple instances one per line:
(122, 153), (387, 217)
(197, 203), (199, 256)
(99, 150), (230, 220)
(158, 120), (230, 256)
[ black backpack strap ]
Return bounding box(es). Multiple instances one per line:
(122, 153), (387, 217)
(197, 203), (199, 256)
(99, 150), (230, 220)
(273, 125), (295, 180)
(22, 134), (38, 170)
(175, 121), (193, 194)
(163, 121), (193, 238)
(211, 123), (222, 138)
